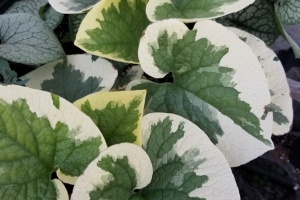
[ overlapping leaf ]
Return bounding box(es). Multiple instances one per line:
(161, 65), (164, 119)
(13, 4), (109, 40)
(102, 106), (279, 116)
(0, 85), (107, 199)
(0, 14), (65, 65)
(146, 0), (255, 23)
(217, 0), (280, 45)
(49, 0), (101, 14)
(275, 0), (300, 25)
(73, 90), (146, 146)
(22, 54), (118, 102)
(5, 0), (63, 30)
(229, 27), (293, 135)
(71, 143), (153, 200)
(75, 0), (151, 63)
(129, 19), (274, 166)
(69, 13), (87, 41)
(71, 113), (240, 199)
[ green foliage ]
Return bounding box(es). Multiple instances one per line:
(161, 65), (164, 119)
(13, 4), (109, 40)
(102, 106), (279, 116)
(0, 13), (65, 65)
(217, 0), (280, 45)
(41, 62), (103, 103)
(80, 97), (141, 146)
(0, 58), (28, 85)
(76, 0), (151, 63)
(0, 97), (102, 199)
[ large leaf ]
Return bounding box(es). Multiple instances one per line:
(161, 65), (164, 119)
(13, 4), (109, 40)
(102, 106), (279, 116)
(129, 19), (274, 166)
(229, 27), (293, 135)
(0, 13), (65, 65)
(5, 0), (64, 30)
(71, 113), (240, 200)
(275, 0), (300, 25)
(0, 85), (107, 199)
(73, 90), (146, 146)
(49, 0), (101, 14)
(21, 54), (117, 103)
(75, 0), (151, 63)
(146, 0), (255, 23)
(71, 143), (153, 200)
(216, 0), (280, 45)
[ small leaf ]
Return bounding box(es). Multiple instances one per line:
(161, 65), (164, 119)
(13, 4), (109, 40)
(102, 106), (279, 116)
(75, 0), (151, 63)
(275, 0), (300, 25)
(49, 0), (101, 14)
(131, 19), (274, 166)
(0, 13), (65, 65)
(217, 0), (280, 45)
(146, 0), (255, 23)
(69, 13), (87, 41)
(73, 90), (146, 146)
(0, 85), (107, 199)
(5, 0), (64, 30)
(229, 27), (293, 135)
(22, 54), (118, 102)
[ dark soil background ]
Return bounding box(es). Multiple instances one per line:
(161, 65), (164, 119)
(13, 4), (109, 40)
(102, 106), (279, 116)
(1, 1), (300, 199)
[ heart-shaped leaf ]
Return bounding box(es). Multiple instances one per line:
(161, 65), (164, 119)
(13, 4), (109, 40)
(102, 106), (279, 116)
(0, 13), (65, 65)
(73, 90), (146, 146)
(216, 0), (280, 46)
(5, 0), (64, 30)
(22, 54), (118, 102)
(229, 27), (293, 135)
(129, 19), (274, 166)
(71, 143), (153, 200)
(75, 0), (151, 63)
(71, 113), (240, 199)
(146, 0), (255, 23)
(49, 0), (101, 14)
(0, 85), (107, 199)
(275, 0), (300, 25)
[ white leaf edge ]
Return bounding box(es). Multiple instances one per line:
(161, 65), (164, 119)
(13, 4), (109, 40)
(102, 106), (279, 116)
(71, 143), (153, 200)
(228, 27), (293, 135)
(142, 113), (240, 200)
(137, 19), (274, 167)
(57, 169), (78, 185)
(22, 54), (118, 92)
(0, 85), (108, 184)
(52, 179), (69, 200)
(49, 0), (100, 14)
(146, 0), (255, 23)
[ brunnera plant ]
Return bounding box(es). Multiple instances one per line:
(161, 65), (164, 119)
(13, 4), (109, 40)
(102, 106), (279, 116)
(0, 0), (294, 199)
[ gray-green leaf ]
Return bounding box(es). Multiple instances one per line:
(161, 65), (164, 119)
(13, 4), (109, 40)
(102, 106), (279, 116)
(275, 0), (300, 25)
(217, 0), (280, 45)
(274, 10), (300, 58)
(0, 13), (65, 65)
(69, 13), (86, 41)
(5, 0), (64, 30)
